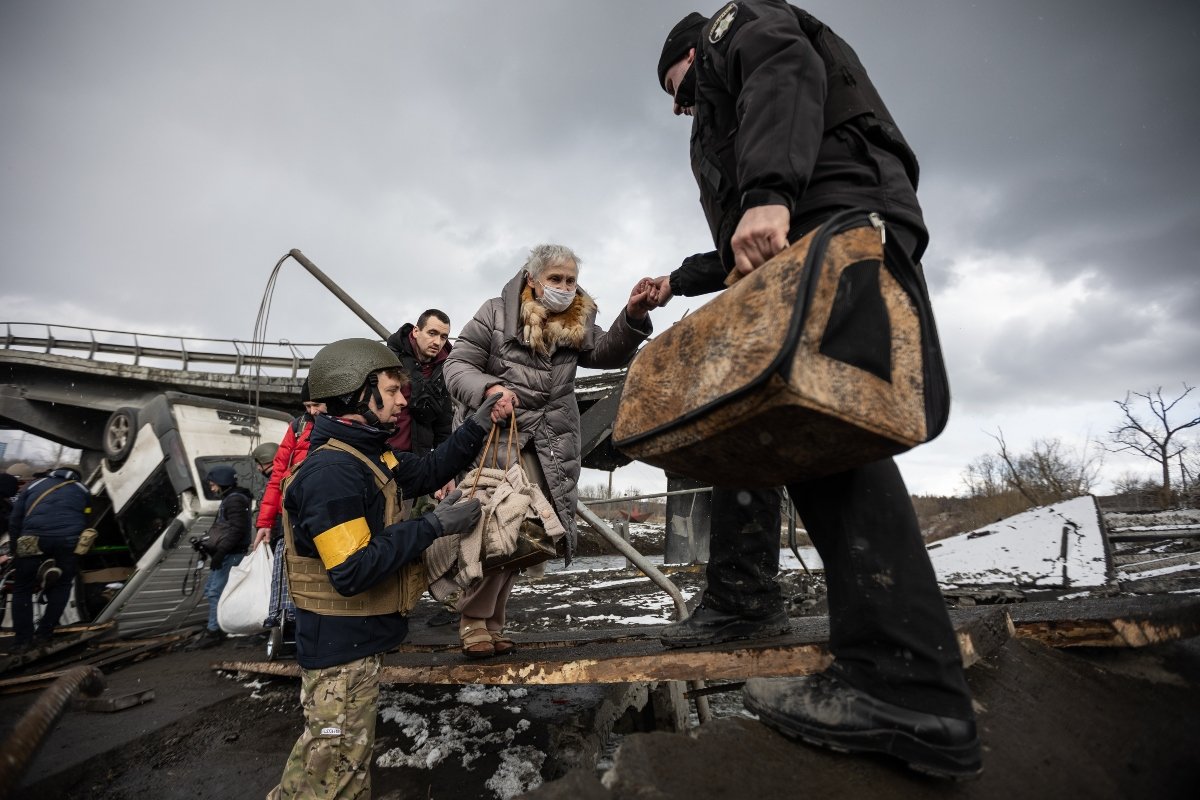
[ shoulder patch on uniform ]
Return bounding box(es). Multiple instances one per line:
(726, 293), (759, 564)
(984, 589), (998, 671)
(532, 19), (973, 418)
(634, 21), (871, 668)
(708, 3), (738, 43)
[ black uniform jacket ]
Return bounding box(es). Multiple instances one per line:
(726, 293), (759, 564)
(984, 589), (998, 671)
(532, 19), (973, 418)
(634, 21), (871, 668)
(284, 412), (486, 669)
(672, 0), (928, 297)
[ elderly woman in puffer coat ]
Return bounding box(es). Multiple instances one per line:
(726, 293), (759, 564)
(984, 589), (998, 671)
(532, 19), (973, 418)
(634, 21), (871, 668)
(443, 243), (659, 657)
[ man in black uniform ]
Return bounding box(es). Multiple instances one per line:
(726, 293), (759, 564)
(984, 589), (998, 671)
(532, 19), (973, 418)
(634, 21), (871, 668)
(652, 2), (980, 778)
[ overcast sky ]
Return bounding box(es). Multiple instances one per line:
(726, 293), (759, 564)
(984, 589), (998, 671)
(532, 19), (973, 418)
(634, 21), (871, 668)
(2, 0), (1197, 497)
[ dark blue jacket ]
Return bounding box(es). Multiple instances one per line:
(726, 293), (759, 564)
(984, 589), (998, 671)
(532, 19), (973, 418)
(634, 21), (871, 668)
(284, 412), (486, 669)
(10, 470), (90, 542)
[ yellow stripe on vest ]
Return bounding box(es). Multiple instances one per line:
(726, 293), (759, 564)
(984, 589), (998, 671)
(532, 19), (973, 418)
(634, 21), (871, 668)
(313, 517), (371, 568)
(381, 450), (398, 470)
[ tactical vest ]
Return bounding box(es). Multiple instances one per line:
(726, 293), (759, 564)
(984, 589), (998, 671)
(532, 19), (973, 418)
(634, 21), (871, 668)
(693, 5), (920, 263)
(281, 439), (427, 616)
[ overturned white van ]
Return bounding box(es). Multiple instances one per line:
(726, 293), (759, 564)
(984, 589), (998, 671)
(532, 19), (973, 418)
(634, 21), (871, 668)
(73, 392), (290, 636)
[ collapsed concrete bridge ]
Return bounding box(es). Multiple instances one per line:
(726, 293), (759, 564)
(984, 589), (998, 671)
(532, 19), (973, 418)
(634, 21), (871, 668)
(0, 321), (630, 474)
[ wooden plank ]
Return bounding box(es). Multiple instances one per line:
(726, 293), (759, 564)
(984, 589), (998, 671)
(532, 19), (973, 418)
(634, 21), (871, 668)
(0, 634), (186, 694)
(955, 608), (1015, 667)
(217, 611), (1013, 686)
(215, 598), (1200, 686)
(1115, 553), (1200, 575)
(1008, 594), (1200, 648)
(74, 689), (156, 713)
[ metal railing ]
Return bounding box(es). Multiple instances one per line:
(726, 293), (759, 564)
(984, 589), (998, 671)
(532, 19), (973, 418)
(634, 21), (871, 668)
(1, 322), (323, 378)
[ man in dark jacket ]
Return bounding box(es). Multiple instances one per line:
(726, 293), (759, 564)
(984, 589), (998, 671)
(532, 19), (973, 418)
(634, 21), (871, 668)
(651, 3), (980, 779)
(8, 465), (90, 650)
(188, 465), (253, 649)
(385, 309), (454, 458)
(269, 338), (495, 800)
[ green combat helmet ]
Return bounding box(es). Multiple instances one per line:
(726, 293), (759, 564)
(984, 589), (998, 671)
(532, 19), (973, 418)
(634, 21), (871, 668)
(307, 338), (402, 428)
(252, 442), (279, 467)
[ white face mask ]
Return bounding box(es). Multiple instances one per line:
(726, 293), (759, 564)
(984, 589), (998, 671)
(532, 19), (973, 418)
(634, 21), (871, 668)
(538, 283), (577, 313)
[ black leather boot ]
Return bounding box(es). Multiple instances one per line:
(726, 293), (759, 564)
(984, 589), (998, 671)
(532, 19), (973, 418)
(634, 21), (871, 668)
(743, 669), (982, 780)
(659, 603), (790, 648)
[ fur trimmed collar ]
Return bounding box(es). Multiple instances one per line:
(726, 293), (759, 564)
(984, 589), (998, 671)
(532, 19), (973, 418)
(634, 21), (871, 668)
(520, 283), (597, 356)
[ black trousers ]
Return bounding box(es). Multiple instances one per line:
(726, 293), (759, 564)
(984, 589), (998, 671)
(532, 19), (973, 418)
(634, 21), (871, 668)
(13, 536), (79, 642)
(706, 458), (973, 720)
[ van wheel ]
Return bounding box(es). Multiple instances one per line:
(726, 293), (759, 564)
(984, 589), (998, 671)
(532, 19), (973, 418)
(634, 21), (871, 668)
(103, 407), (139, 465)
(265, 626), (283, 661)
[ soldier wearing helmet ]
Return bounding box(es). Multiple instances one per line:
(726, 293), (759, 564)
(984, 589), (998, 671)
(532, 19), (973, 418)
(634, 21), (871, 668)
(269, 338), (499, 800)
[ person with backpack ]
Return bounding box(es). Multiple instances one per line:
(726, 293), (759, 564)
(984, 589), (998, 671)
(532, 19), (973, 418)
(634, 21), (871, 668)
(8, 465), (90, 651)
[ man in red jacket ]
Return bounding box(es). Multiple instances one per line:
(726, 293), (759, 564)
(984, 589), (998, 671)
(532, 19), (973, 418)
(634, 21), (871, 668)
(253, 381), (326, 632)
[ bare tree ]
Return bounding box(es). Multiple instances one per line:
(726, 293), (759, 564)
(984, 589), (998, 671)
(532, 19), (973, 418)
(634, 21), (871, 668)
(1108, 384), (1200, 507)
(983, 430), (1102, 506)
(962, 453), (1007, 499)
(1112, 471), (1157, 495)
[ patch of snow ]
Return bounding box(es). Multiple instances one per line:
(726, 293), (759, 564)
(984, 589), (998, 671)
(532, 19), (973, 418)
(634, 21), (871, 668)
(457, 684), (521, 706)
(1106, 508), (1200, 529)
(572, 613), (670, 626)
(587, 577), (652, 590)
(927, 496), (1109, 588)
(1118, 562), (1200, 580)
(376, 703), (521, 772)
(485, 746), (545, 799)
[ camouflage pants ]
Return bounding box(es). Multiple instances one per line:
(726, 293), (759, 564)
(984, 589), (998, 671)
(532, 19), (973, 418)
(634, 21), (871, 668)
(268, 654), (381, 800)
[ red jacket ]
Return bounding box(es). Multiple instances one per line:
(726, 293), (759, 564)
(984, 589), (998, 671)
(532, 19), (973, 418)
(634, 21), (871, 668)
(256, 415), (315, 530)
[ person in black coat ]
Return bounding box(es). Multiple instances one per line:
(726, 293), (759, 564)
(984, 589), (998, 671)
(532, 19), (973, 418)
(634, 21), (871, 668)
(8, 466), (90, 650)
(385, 310), (454, 458)
(651, 3), (979, 779)
(187, 465), (252, 649)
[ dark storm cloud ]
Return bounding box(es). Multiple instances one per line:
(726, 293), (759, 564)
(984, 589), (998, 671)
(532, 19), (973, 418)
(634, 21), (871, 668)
(1, 0), (1195, 494)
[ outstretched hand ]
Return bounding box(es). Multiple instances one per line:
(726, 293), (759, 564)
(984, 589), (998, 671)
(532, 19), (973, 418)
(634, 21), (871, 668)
(626, 277), (661, 319)
(650, 276), (674, 307)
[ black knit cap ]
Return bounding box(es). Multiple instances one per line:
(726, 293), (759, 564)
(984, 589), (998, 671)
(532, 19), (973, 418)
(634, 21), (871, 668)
(657, 12), (708, 89)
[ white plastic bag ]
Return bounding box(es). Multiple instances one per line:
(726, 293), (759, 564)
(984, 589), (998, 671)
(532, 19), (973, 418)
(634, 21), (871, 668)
(217, 541), (273, 635)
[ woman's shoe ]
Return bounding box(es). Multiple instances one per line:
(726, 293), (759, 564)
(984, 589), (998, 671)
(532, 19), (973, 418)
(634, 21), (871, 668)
(490, 630), (516, 656)
(460, 618), (495, 659)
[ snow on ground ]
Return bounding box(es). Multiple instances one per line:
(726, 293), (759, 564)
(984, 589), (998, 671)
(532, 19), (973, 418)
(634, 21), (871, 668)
(926, 495), (1109, 588)
(376, 685), (545, 799)
(1106, 508), (1200, 530)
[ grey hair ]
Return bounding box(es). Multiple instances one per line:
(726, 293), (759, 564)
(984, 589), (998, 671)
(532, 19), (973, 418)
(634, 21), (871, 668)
(524, 243), (581, 279)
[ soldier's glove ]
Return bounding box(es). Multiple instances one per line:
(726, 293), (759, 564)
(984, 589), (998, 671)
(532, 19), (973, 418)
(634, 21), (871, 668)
(469, 392), (503, 429)
(430, 489), (482, 537)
